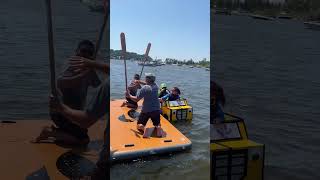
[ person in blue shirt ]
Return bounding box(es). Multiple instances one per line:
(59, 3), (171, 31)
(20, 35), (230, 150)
(211, 81), (234, 139)
(126, 73), (165, 137)
(159, 87), (181, 103)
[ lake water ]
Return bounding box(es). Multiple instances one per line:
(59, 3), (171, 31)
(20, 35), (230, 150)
(0, 0), (107, 120)
(212, 14), (320, 180)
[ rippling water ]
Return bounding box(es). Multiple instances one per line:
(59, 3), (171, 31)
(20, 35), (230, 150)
(0, 0), (107, 120)
(212, 14), (320, 180)
(110, 60), (210, 179)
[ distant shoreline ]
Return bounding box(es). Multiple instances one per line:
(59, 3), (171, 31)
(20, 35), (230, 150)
(212, 9), (320, 22)
(111, 58), (210, 68)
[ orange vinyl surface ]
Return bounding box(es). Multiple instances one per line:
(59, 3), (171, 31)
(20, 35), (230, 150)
(0, 119), (105, 180)
(110, 99), (192, 162)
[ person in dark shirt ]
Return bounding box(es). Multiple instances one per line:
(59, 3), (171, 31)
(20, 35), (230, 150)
(121, 74), (141, 108)
(50, 80), (108, 180)
(35, 40), (103, 145)
(159, 87), (181, 103)
(49, 58), (108, 180)
(211, 81), (225, 124)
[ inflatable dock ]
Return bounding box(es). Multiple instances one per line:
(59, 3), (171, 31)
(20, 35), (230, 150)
(0, 119), (105, 180)
(110, 99), (192, 162)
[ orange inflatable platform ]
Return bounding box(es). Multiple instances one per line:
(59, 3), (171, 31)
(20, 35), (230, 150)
(0, 119), (105, 180)
(110, 99), (192, 162)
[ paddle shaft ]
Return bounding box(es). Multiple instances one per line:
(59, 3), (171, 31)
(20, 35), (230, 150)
(45, 0), (57, 96)
(120, 33), (128, 90)
(139, 43), (151, 78)
(93, 0), (109, 59)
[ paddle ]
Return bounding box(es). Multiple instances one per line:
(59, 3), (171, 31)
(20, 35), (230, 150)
(58, 0), (109, 83)
(120, 32), (128, 90)
(139, 43), (152, 78)
(45, 0), (57, 97)
(93, 0), (109, 59)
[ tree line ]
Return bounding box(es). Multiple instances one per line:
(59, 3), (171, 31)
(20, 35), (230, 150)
(213, 0), (320, 20)
(165, 58), (210, 67)
(110, 49), (152, 61)
(110, 49), (210, 67)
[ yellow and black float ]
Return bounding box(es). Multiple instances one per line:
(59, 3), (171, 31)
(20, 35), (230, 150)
(211, 113), (265, 180)
(161, 99), (193, 122)
(110, 99), (192, 162)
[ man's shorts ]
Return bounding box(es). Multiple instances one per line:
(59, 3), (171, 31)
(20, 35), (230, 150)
(126, 97), (138, 107)
(137, 110), (161, 126)
(51, 113), (89, 141)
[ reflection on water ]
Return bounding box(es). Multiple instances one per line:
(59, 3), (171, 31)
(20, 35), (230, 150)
(0, 0), (106, 120)
(213, 14), (320, 180)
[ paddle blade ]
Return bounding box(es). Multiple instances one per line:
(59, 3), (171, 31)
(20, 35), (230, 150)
(120, 32), (126, 53)
(145, 43), (151, 56)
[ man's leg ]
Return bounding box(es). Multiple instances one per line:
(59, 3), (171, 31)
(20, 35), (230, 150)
(48, 113), (90, 145)
(137, 112), (149, 133)
(34, 126), (89, 145)
(150, 110), (165, 137)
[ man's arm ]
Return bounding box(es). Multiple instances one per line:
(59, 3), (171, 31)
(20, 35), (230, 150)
(126, 90), (142, 102)
(59, 104), (98, 129)
(69, 56), (109, 73)
(50, 80), (108, 129)
(135, 80), (146, 85)
(88, 60), (109, 72)
(128, 95), (141, 102)
(161, 94), (169, 101)
(126, 85), (148, 102)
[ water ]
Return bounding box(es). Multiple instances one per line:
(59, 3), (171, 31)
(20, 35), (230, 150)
(0, 0), (107, 120)
(110, 60), (210, 179)
(212, 14), (320, 180)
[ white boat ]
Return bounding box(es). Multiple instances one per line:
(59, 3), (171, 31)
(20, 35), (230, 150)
(250, 14), (274, 21)
(304, 21), (320, 30)
(138, 61), (156, 67)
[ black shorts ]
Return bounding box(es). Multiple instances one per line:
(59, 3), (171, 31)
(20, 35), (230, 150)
(126, 97), (138, 107)
(50, 113), (89, 140)
(137, 110), (161, 126)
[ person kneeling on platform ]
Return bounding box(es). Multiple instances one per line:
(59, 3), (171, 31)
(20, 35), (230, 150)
(34, 44), (107, 145)
(125, 73), (166, 138)
(121, 74), (141, 108)
(50, 80), (108, 180)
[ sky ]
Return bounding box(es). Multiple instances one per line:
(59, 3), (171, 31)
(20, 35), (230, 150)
(111, 0), (210, 61)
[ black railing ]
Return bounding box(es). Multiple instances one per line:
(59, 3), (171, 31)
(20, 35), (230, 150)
(212, 150), (248, 180)
(176, 109), (188, 120)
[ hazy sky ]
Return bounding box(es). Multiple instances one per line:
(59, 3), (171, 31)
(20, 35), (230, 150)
(111, 0), (210, 61)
